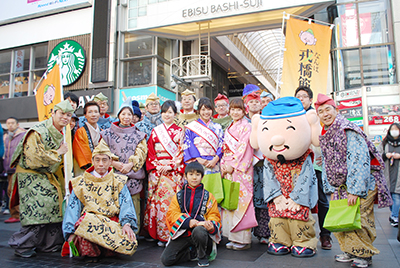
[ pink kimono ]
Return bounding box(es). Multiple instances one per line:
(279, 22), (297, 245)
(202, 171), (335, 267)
(221, 118), (258, 244)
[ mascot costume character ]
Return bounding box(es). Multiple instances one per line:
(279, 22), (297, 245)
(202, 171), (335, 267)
(250, 96), (321, 257)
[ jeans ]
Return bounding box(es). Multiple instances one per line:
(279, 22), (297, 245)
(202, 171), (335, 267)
(161, 226), (212, 266)
(390, 193), (400, 219)
(316, 170), (331, 237)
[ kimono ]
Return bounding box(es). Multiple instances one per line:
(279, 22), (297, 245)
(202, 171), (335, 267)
(78, 113), (116, 131)
(136, 111), (163, 141)
(183, 119), (224, 175)
(212, 115), (232, 132)
(73, 123), (101, 171)
(8, 117), (65, 252)
(144, 123), (185, 242)
(62, 167), (138, 256)
(174, 112), (199, 129)
(221, 118), (257, 244)
(100, 122), (147, 231)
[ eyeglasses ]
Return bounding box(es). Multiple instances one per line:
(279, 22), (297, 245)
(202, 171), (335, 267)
(98, 102), (108, 107)
(215, 104), (227, 108)
(147, 102), (160, 107)
(296, 94), (309, 99)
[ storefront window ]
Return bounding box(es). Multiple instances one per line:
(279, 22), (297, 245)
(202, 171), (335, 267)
(336, 3), (358, 47)
(358, 0), (390, 45)
(0, 74), (9, 99)
(124, 34), (153, 57)
(34, 44), (48, 69)
(122, 59), (152, 87)
(157, 61), (170, 89)
(158, 38), (171, 61)
(0, 51), (11, 74)
(362, 45), (395, 85)
(13, 72), (29, 97)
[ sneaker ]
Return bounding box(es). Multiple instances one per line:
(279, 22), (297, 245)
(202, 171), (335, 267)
(352, 257), (372, 268)
(291, 246), (316, 258)
(3, 209), (10, 215)
(391, 217), (399, 227)
(4, 217), (20, 223)
(157, 241), (166, 247)
(225, 241), (234, 249)
(232, 243), (251, 251)
(267, 242), (290, 255)
(198, 257), (209, 267)
(15, 250), (36, 258)
(208, 242), (217, 262)
(335, 252), (356, 263)
(259, 237), (269, 244)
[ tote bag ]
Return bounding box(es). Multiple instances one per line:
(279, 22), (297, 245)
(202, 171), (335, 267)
(220, 178), (240, 211)
(202, 173), (224, 203)
(323, 187), (361, 232)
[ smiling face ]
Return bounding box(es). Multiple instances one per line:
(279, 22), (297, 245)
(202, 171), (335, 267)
(258, 114), (312, 161)
(317, 104), (338, 127)
(161, 107), (176, 125)
(118, 107), (133, 126)
(199, 105), (212, 122)
(85, 105), (100, 126)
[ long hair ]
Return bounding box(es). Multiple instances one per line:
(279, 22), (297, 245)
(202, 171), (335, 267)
(382, 122), (400, 148)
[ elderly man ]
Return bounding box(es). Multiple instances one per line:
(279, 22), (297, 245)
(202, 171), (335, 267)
(73, 101), (101, 174)
(79, 92), (115, 130)
(63, 142), (138, 261)
(3, 117), (26, 223)
(175, 89), (199, 128)
(212, 93), (232, 131)
(294, 86), (332, 250)
(136, 92), (163, 141)
(316, 94), (392, 268)
(8, 100), (74, 258)
(260, 91), (274, 109)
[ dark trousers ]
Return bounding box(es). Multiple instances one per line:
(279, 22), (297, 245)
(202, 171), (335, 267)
(161, 226), (212, 266)
(316, 170), (331, 237)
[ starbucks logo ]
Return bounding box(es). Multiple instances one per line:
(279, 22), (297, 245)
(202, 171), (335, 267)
(48, 40), (86, 86)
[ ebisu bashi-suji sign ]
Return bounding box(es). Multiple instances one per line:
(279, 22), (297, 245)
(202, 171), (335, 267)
(47, 40), (86, 86)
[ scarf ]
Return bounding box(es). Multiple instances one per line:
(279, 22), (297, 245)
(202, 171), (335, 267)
(146, 111), (163, 126)
(387, 135), (400, 147)
(319, 114), (392, 208)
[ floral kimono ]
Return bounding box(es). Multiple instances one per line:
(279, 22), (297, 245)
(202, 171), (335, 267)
(183, 119), (224, 174)
(221, 118), (257, 244)
(144, 123), (185, 242)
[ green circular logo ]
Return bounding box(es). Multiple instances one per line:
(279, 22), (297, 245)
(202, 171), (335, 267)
(48, 40), (86, 86)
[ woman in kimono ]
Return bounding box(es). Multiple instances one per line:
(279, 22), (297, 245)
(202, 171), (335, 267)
(100, 98), (147, 233)
(183, 97), (224, 175)
(144, 100), (185, 247)
(221, 98), (257, 250)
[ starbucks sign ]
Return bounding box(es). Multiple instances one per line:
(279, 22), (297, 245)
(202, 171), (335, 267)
(48, 40), (86, 86)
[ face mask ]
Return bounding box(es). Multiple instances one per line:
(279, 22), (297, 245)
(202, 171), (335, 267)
(390, 130), (399, 138)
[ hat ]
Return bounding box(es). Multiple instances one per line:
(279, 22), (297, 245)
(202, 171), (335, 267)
(92, 142), (118, 160)
(117, 97), (134, 117)
(181, 89), (196, 97)
(243, 84), (260, 96)
(132, 100), (139, 108)
(244, 92), (261, 104)
(139, 102), (145, 109)
(133, 106), (142, 118)
(214, 93), (229, 105)
(260, 91), (275, 101)
(261, 96), (305, 120)
(54, 100), (74, 113)
(145, 93), (160, 106)
(314, 93), (336, 111)
(93, 92), (108, 102)
(71, 113), (78, 120)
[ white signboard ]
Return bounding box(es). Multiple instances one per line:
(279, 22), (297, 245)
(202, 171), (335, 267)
(0, 0), (92, 25)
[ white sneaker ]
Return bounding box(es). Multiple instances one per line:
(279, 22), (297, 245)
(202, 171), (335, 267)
(225, 242), (234, 249)
(3, 209), (10, 215)
(335, 252), (356, 263)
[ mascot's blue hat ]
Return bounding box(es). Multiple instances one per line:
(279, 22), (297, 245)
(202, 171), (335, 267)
(243, 84), (260, 96)
(261, 96), (305, 120)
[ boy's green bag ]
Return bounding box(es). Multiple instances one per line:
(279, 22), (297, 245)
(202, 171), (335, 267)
(220, 178), (240, 211)
(202, 173), (224, 203)
(323, 186), (362, 232)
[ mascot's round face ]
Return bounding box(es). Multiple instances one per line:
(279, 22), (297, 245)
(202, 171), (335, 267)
(258, 114), (312, 161)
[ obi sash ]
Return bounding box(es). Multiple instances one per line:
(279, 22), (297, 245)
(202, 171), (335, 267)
(186, 121), (219, 153)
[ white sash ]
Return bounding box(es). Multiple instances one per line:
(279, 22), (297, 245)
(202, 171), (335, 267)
(154, 124), (178, 158)
(186, 121), (219, 153)
(253, 149), (264, 166)
(225, 127), (239, 153)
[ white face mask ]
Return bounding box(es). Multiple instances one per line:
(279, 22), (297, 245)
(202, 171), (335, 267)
(390, 129), (399, 138)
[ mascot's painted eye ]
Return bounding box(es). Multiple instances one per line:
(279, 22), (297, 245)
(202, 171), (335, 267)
(287, 126), (296, 130)
(262, 127), (269, 131)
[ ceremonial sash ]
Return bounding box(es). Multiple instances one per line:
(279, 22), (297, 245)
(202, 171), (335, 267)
(253, 149), (264, 166)
(154, 124), (178, 158)
(186, 121), (219, 153)
(224, 127), (239, 154)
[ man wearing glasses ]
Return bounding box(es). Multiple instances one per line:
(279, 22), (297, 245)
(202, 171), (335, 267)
(294, 86), (332, 251)
(212, 93), (231, 131)
(136, 93), (163, 141)
(78, 92), (116, 130)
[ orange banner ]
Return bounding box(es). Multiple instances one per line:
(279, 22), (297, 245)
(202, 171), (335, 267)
(280, 18), (332, 97)
(35, 63), (62, 121)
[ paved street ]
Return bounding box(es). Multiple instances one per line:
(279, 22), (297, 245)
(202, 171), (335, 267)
(0, 207), (399, 268)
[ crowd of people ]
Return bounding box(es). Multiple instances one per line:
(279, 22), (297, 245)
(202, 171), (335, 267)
(0, 84), (397, 268)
